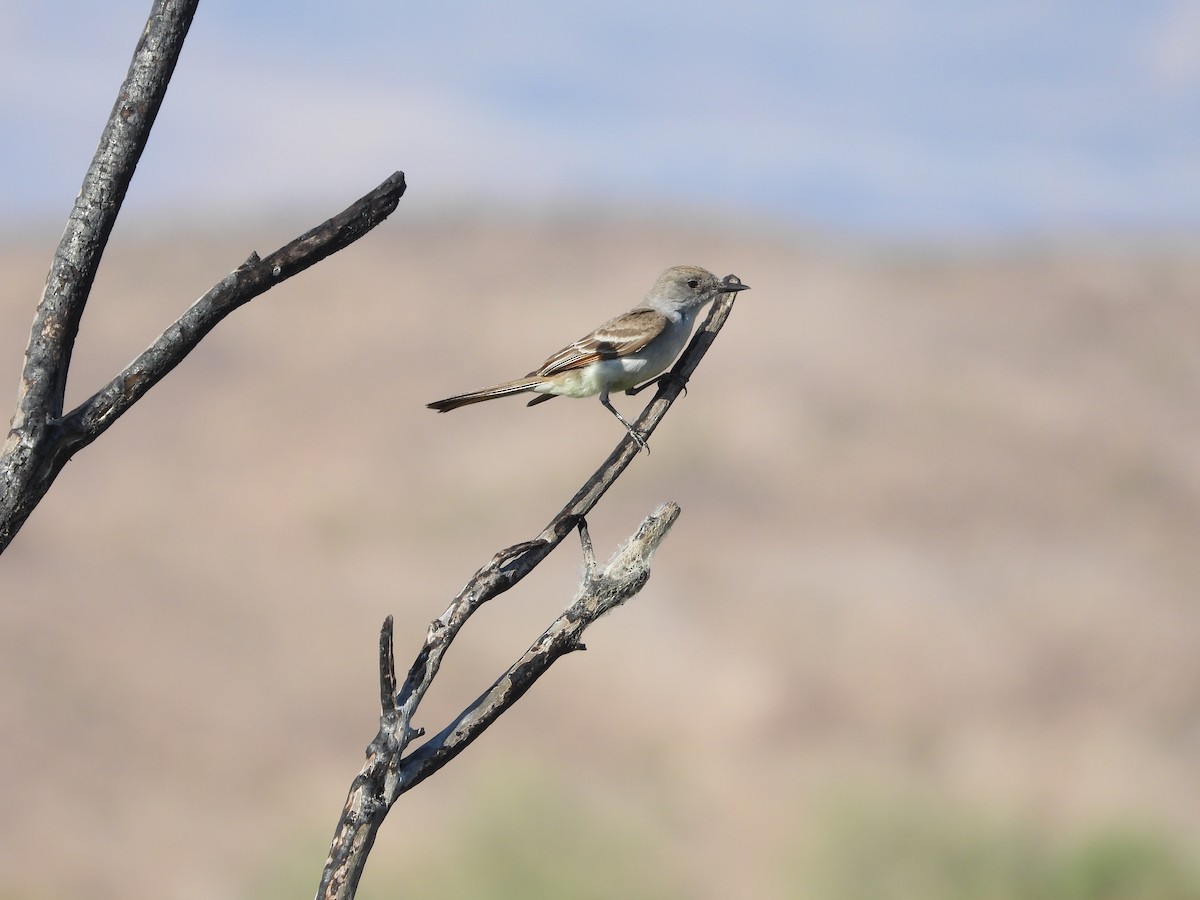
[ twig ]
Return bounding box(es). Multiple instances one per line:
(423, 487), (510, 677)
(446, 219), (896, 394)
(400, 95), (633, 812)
(317, 503), (682, 900)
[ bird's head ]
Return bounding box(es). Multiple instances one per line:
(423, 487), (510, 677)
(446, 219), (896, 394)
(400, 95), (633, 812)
(649, 265), (750, 312)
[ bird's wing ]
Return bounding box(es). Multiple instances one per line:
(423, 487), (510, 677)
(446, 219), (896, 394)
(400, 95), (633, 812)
(531, 308), (668, 377)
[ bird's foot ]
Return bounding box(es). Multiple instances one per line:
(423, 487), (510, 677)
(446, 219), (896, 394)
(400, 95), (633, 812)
(627, 427), (650, 454)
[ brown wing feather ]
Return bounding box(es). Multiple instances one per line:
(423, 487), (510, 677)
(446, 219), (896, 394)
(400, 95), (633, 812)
(530, 308), (668, 377)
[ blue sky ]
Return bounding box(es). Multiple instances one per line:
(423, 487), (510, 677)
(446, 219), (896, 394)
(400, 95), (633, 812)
(1, 1), (1198, 237)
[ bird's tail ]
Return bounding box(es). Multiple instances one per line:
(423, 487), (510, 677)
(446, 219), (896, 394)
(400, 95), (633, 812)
(426, 378), (543, 412)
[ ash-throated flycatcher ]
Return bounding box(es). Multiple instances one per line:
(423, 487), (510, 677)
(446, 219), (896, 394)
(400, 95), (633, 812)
(427, 265), (750, 448)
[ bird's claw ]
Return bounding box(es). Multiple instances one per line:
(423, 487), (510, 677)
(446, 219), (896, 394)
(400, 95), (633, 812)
(627, 428), (650, 454)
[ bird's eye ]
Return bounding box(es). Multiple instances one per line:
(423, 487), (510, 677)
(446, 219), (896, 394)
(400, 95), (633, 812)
(687, 279), (699, 288)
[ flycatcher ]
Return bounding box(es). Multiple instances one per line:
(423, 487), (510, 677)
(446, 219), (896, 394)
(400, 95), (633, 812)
(427, 265), (750, 448)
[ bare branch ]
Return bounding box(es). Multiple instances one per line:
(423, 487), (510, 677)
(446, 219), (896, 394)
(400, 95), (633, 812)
(318, 503), (682, 900)
(313, 277), (746, 895)
(316, 283), (745, 900)
(61, 171), (407, 445)
(0, 0), (407, 555)
(0, 170), (406, 553)
(369, 282), (745, 777)
(401, 502), (681, 779)
(20, 0), (198, 425)
(1, 0), (197, 551)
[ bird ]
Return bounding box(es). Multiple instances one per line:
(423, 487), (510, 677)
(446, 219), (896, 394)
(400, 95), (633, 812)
(426, 265), (750, 449)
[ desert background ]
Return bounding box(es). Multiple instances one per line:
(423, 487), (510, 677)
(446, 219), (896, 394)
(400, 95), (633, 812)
(3, 3), (1200, 899)
(3, 218), (1199, 898)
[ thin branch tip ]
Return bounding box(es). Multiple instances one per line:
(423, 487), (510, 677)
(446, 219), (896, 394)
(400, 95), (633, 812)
(377, 616), (398, 714)
(576, 517), (597, 572)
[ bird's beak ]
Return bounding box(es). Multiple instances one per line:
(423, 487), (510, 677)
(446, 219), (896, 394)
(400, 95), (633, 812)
(719, 275), (750, 292)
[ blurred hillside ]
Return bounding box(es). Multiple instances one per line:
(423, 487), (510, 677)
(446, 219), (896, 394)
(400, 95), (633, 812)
(1, 216), (1199, 898)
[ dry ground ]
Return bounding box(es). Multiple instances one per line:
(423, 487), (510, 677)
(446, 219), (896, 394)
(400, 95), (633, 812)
(1, 215), (1198, 898)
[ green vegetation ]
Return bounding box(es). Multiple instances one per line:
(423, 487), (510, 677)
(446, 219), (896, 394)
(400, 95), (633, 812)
(361, 770), (692, 900)
(251, 779), (1200, 899)
(794, 791), (1200, 900)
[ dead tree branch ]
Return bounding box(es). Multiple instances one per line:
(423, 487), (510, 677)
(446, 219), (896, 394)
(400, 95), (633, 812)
(0, 0), (406, 553)
(316, 278), (746, 898)
(318, 503), (682, 900)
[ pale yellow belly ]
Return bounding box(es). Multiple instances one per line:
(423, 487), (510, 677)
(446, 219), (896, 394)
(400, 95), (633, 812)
(535, 353), (673, 399)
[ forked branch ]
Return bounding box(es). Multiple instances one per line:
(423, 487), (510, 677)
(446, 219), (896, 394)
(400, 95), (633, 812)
(0, 0), (406, 552)
(318, 503), (682, 900)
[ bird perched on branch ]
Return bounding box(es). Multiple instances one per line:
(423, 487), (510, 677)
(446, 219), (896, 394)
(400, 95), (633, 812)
(427, 265), (749, 449)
